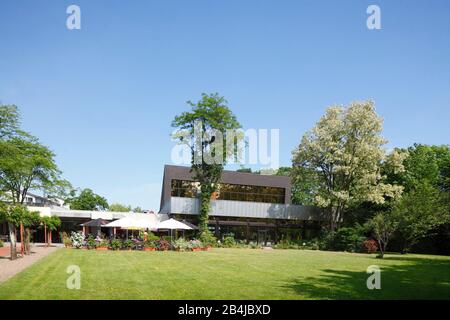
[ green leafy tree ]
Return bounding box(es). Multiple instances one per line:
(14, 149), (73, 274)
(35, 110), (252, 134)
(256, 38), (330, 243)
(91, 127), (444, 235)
(0, 104), (69, 259)
(172, 93), (242, 232)
(276, 166), (319, 205)
(65, 188), (109, 211)
(366, 211), (399, 258)
(133, 206), (143, 213)
(0, 204), (26, 259)
(393, 182), (450, 252)
(41, 215), (61, 246)
(109, 203), (132, 212)
(0, 104), (24, 139)
(21, 209), (41, 254)
(292, 101), (406, 230)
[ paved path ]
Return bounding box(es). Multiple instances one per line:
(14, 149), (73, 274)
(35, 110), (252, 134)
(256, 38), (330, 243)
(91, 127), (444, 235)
(0, 243), (61, 284)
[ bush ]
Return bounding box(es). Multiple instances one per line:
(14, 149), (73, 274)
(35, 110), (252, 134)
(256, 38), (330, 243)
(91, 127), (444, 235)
(86, 235), (96, 249)
(248, 241), (262, 249)
(97, 239), (109, 248)
(223, 236), (236, 248)
(146, 232), (160, 242)
(199, 230), (217, 247)
(320, 227), (365, 252)
(70, 231), (85, 249)
(144, 239), (156, 249)
(109, 239), (122, 250)
(172, 238), (189, 251)
(156, 239), (171, 251)
(0, 240), (4, 247)
(61, 232), (72, 248)
(123, 239), (134, 249)
(363, 239), (378, 254)
(189, 239), (203, 249)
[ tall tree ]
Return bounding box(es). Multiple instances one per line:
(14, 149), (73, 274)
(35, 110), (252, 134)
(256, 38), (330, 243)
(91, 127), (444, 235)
(0, 104), (69, 259)
(109, 203), (132, 212)
(65, 188), (109, 211)
(393, 182), (449, 252)
(292, 101), (406, 230)
(276, 166), (319, 205)
(172, 93), (242, 231)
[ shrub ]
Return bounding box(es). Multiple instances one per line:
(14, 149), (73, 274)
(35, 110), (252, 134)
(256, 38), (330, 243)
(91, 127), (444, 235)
(146, 232), (160, 242)
(123, 239), (134, 249)
(86, 235), (96, 249)
(223, 236), (236, 248)
(144, 239), (156, 249)
(109, 239), (122, 250)
(172, 238), (189, 251)
(320, 227), (365, 252)
(199, 230), (217, 247)
(70, 231), (85, 249)
(248, 241), (262, 249)
(98, 239), (109, 248)
(0, 240), (4, 247)
(363, 239), (378, 254)
(189, 239), (203, 249)
(274, 240), (299, 249)
(62, 232), (72, 248)
(156, 239), (171, 251)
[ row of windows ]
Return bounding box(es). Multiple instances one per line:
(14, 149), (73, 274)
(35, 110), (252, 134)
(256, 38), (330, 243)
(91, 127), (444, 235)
(171, 179), (286, 204)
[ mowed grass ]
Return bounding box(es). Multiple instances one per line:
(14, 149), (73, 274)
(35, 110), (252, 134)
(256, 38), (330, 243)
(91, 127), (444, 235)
(1, 248), (450, 299)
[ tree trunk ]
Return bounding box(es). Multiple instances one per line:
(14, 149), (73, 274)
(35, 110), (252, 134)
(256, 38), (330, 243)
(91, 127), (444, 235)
(329, 207), (339, 231)
(44, 224), (47, 247)
(47, 230), (52, 246)
(20, 223), (24, 255)
(24, 228), (31, 254)
(8, 223), (17, 260)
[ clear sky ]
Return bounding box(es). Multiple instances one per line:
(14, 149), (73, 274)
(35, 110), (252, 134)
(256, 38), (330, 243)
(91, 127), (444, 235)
(1, 0), (449, 210)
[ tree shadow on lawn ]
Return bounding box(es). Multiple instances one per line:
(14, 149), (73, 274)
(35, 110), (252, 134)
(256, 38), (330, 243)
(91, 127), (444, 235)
(283, 255), (450, 300)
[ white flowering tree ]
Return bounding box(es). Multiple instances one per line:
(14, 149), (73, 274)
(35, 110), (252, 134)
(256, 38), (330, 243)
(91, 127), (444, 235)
(292, 101), (406, 230)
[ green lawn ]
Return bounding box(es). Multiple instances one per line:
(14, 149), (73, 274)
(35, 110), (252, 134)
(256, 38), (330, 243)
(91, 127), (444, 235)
(1, 248), (450, 299)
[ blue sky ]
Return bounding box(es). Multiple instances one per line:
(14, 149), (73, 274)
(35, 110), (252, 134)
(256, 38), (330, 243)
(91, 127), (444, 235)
(1, 0), (449, 210)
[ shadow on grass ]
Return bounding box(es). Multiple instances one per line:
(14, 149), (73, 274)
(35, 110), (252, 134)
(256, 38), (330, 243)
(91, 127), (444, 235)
(283, 255), (450, 300)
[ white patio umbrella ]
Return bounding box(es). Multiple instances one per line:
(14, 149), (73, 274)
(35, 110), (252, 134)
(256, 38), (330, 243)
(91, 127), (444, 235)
(157, 218), (193, 239)
(104, 216), (159, 238)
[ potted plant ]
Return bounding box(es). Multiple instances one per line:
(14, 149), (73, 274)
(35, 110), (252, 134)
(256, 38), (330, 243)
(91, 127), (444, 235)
(173, 238), (188, 251)
(70, 231), (85, 249)
(156, 239), (170, 251)
(86, 235), (96, 250)
(189, 239), (203, 252)
(123, 239), (134, 251)
(109, 238), (122, 251)
(199, 230), (216, 251)
(144, 240), (156, 251)
(96, 239), (109, 251)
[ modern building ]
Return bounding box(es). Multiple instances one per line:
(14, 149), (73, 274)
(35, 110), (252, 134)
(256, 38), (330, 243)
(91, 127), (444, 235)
(1, 164), (325, 245)
(159, 165), (325, 244)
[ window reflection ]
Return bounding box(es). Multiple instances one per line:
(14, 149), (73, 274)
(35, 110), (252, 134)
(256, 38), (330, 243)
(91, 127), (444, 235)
(171, 179), (285, 204)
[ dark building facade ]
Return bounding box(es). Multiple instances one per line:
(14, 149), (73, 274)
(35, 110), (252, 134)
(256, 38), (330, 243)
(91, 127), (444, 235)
(159, 165), (324, 244)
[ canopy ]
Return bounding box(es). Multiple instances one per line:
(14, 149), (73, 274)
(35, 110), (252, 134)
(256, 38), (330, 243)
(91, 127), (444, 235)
(104, 216), (158, 230)
(157, 218), (193, 230)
